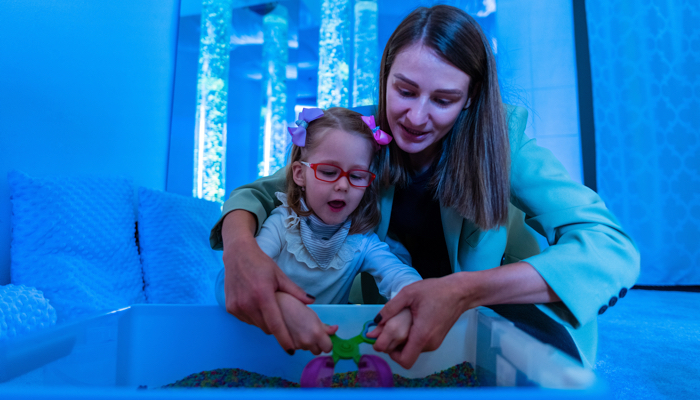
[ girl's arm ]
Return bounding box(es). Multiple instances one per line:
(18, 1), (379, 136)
(358, 234), (423, 301)
(275, 292), (338, 355)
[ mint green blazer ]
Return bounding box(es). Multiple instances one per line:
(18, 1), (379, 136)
(210, 105), (640, 368)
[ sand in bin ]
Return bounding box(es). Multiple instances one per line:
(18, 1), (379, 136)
(163, 361), (479, 388)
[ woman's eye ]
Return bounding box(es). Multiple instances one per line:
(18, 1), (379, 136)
(434, 98), (453, 106)
(320, 170), (337, 177)
(398, 88), (414, 97)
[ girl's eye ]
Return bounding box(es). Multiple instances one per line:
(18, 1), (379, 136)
(319, 169), (338, 177)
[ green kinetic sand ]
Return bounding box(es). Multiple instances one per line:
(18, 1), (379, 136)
(162, 361), (479, 388)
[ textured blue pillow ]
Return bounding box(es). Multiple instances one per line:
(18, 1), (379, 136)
(0, 284), (57, 340)
(8, 171), (145, 322)
(137, 188), (223, 304)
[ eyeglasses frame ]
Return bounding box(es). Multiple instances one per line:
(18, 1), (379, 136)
(299, 161), (376, 188)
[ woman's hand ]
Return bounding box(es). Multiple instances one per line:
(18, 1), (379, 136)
(276, 292), (338, 355)
(222, 210), (314, 354)
(371, 263), (560, 369)
(369, 276), (474, 369)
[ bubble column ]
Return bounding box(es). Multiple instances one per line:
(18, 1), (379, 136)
(193, 0), (233, 203)
(352, 0), (378, 107)
(258, 5), (289, 177)
(318, 0), (351, 108)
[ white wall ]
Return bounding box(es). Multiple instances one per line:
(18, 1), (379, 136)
(0, 0), (180, 284)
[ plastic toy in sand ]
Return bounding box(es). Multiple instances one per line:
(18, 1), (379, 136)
(301, 320), (393, 388)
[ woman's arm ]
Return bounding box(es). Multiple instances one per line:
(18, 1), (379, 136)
(373, 106), (639, 368)
(506, 105), (639, 329)
(221, 211), (313, 354)
(372, 261), (554, 368)
(214, 168), (314, 354)
(210, 168), (287, 249)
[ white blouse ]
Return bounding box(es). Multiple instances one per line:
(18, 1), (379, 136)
(253, 193), (422, 304)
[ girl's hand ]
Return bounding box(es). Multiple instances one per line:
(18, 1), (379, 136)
(275, 292), (339, 355)
(366, 308), (412, 354)
(222, 210), (314, 354)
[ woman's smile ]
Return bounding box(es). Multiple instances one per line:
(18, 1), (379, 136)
(399, 123), (430, 140)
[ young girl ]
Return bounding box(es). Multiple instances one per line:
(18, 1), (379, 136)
(216, 107), (421, 355)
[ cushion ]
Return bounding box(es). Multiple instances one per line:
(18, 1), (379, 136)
(8, 171), (145, 322)
(0, 284), (57, 340)
(137, 187), (223, 304)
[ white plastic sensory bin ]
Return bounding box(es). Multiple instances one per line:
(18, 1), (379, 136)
(0, 304), (606, 400)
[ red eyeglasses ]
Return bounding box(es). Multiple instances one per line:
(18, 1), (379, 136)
(300, 162), (376, 188)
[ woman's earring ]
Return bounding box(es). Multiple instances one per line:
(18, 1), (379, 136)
(301, 186), (305, 192)
(463, 98), (472, 110)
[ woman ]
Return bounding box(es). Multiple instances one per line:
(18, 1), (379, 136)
(210, 5), (639, 369)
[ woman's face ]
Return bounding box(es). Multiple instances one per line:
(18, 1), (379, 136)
(386, 43), (472, 169)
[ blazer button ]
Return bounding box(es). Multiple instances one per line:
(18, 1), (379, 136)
(609, 297), (618, 307)
(619, 288), (628, 298)
(598, 305), (608, 315)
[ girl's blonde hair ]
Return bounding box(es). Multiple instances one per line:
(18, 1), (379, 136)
(286, 107), (381, 235)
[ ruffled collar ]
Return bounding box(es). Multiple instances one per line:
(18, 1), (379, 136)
(274, 192), (362, 270)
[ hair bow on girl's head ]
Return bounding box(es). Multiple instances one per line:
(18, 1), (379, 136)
(361, 115), (392, 149)
(288, 108), (324, 147)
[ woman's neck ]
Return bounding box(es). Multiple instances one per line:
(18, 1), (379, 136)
(408, 147), (438, 175)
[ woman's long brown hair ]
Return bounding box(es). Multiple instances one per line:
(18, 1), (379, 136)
(375, 5), (510, 230)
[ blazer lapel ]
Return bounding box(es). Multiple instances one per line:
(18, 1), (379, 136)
(440, 205), (464, 271)
(376, 185), (395, 241)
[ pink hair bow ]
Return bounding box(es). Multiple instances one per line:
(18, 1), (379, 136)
(361, 115), (392, 149)
(288, 108), (324, 147)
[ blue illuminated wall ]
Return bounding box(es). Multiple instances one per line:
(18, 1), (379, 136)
(497, 0), (583, 185)
(587, 0), (700, 285)
(494, 0), (583, 251)
(0, 1), (179, 284)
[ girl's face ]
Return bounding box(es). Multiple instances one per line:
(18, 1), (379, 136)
(386, 43), (472, 170)
(292, 128), (374, 226)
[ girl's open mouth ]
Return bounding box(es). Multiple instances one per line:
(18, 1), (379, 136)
(328, 200), (346, 211)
